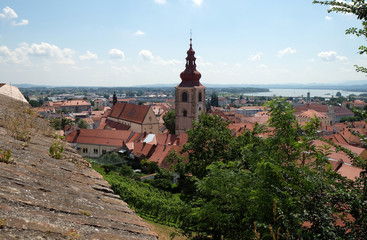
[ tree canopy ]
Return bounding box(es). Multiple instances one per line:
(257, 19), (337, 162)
(163, 110), (175, 134)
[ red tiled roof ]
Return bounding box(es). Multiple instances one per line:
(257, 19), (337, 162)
(294, 104), (353, 117)
(105, 119), (131, 130)
(130, 142), (155, 158)
(108, 103), (150, 124)
(297, 109), (328, 119)
(60, 100), (91, 107)
(66, 129), (133, 147)
(128, 132), (146, 143)
(149, 145), (186, 169)
(109, 103), (127, 118)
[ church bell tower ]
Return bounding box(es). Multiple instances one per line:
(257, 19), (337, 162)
(175, 38), (206, 134)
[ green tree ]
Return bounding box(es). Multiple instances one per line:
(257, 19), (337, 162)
(78, 119), (89, 129)
(210, 92), (219, 107)
(181, 99), (367, 239)
(50, 118), (73, 130)
(182, 112), (233, 179)
(314, 0), (367, 73)
(163, 110), (175, 134)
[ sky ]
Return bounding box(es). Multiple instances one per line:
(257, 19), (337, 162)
(0, 0), (366, 87)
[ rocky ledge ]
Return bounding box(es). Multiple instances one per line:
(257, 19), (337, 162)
(0, 95), (157, 239)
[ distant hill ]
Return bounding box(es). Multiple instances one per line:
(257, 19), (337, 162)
(12, 80), (367, 92)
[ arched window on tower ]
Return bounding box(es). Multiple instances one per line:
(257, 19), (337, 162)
(183, 110), (187, 117)
(198, 92), (202, 102)
(182, 92), (188, 102)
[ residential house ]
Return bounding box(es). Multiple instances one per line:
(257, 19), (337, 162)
(66, 129), (133, 157)
(59, 100), (91, 113)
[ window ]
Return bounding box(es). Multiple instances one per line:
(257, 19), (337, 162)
(183, 110), (187, 117)
(82, 148), (88, 153)
(94, 149), (98, 155)
(102, 149), (106, 154)
(182, 92), (188, 102)
(198, 92), (202, 102)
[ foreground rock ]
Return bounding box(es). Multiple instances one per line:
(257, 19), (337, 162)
(0, 95), (158, 239)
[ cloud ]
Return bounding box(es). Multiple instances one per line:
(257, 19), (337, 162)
(139, 49), (182, 65)
(277, 47), (296, 57)
(196, 55), (212, 66)
(249, 53), (262, 62)
(0, 6), (17, 19)
(0, 6), (28, 26)
(0, 42), (75, 64)
(325, 16), (332, 21)
(12, 19), (28, 26)
(135, 30), (145, 36)
(109, 49), (125, 60)
(139, 50), (154, 61)
(317, 51), (348, 61)
(79, 51), (98, 61)
(258, 64), (268, 70)
(154, 0), (167, 4)
(192, 0), (203, 7)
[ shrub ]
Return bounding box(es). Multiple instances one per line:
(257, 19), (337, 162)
(0, 150), (12, 164)
(49, 142), (64, 159)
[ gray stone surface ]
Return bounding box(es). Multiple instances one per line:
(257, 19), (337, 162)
(0, 95), (158, 239)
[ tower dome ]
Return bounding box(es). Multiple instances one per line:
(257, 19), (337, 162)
(179, 38), (202, 87)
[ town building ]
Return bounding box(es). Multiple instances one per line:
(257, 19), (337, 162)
(66, 129), (133, 158)
(58, 100), (91, 113)
(175, 38), (206, 134)
(106, 102), (159, 134)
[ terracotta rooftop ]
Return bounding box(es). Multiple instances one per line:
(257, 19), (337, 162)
(66, 129), (133, 147)
(297, 109), (328, 119)
(108, 103), (151, 124)
(60, 100), (91, 107)
(294, 104), (353, 117)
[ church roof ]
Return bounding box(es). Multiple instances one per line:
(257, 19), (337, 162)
(108, 102), (150, 124)
(178, 38), (203, 87)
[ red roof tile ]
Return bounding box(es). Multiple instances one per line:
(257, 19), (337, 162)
(66, 129), (133, 147)
(108, 103), (151, 124)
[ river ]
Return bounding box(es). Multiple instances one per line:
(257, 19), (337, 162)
(244, 89), (365, 98)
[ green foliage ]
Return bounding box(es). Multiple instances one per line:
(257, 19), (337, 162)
(50, 118), (73, 130)
(140, 159), (159, 174)
(77, 119), (89, 129)
(182, 112), (233, 179)
(0, 149), (12, 164)
(79, 210), (91, 216)
(92, 98), (367, 239)
(49, 142), (64, 159)
(209, 92), (219, 107)
(340, 115), (362, 122)
(0, 217), (6, 229)
(163, 110), (176, 134)
(173, 98), (367, 239)
(104, 172), (191, 227)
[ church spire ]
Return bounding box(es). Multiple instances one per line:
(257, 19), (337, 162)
(179, 38), (202, 87)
